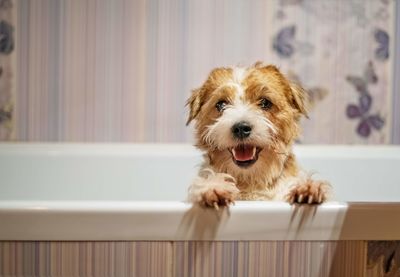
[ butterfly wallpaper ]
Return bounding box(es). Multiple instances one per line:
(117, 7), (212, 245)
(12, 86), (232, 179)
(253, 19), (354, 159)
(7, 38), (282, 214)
(270, 0), (394, 144)
(346, 62), (385, 138)
(0, 0), (397, 144)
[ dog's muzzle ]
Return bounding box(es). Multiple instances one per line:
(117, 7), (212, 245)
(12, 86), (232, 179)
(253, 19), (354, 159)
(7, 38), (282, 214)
(229, 121), (262, 168)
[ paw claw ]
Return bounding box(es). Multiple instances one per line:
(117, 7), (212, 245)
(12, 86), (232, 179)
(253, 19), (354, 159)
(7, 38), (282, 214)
(286, 179), (330, 205)
(213, 202), (219, 210)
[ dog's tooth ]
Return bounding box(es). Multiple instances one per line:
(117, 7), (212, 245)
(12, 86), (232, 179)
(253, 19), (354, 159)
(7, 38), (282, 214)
(298, 194), (304, 203)
(252, 147), (256, 158)
(308, 196), (313, 204)
(232, 148), (237, 158)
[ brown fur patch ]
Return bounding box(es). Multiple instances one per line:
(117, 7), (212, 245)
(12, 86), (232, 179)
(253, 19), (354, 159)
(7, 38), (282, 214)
(186, 67), (233, 125)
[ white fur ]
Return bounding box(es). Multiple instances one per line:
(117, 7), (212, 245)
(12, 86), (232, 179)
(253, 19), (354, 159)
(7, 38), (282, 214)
(232, 67), (246, 84)
(231, 67), (247, 97)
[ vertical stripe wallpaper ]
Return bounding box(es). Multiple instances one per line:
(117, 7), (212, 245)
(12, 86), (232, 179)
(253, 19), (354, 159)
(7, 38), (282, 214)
(0, 241), (370, 277)
(4, 0), (395, 143)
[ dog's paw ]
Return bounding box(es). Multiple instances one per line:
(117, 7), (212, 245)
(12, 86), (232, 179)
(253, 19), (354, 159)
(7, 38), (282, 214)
(201, 187), (238, 209)
(286, 179), (330, 204)
(189, 172), (240, 209)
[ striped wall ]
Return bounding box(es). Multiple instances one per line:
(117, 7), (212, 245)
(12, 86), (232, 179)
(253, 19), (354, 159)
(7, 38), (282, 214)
(0, 241), (371, 277)
(392, 1), (400, 144)
(8, 0), (397, 143)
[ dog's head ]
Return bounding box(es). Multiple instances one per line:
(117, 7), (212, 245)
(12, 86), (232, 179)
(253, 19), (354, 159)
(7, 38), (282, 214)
(186, 63), (308, 173)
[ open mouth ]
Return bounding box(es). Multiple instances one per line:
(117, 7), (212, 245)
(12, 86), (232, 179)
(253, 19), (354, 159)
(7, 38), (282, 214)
(229, 144), (262, 168)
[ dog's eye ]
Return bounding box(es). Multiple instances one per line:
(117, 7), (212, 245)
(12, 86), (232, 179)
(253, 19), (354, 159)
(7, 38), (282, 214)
(259, 98), (273, 110)
(216, 100), (227, 112)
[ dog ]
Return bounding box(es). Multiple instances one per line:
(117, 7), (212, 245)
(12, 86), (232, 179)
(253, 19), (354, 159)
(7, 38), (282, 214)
(186, 62), (331, 208)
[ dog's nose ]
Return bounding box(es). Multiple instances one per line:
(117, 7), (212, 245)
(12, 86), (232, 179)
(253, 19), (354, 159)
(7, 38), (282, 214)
(232, 121), (252, 139)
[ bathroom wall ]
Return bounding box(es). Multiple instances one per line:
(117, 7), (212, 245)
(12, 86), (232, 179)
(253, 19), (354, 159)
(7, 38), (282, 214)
(0, 0), (398, 143)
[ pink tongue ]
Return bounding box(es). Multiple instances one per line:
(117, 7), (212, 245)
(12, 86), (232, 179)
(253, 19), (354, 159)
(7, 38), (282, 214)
(233, 145), (255, 161)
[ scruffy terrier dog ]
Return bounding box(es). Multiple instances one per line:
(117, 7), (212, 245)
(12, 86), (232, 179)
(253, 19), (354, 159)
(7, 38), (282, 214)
(186, 63), (330, 208)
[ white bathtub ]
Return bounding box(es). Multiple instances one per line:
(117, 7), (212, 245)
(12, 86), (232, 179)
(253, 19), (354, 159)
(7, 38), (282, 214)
(0, 143), (399, 241)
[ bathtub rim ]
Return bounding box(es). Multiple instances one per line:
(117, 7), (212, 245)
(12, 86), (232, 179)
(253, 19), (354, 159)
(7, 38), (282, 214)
(0, 200), (400, 241)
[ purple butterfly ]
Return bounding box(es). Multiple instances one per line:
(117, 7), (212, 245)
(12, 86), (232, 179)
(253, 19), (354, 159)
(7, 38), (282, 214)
(346, 62), (385, 138)
(346, 95), (384, 137)
(273, 25), (295, 58)
(374, 29), (389, 61)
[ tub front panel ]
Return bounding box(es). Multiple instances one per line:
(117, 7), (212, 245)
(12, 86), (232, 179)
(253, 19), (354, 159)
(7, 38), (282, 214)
(0, 241), (368, 277)
(0, 144), (200, 201)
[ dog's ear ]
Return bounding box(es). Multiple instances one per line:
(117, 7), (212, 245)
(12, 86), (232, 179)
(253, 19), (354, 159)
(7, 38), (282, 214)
(186, 88), (205, 125)
(289, 81), (309, 118)
(186, 67), (231, 125)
